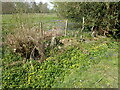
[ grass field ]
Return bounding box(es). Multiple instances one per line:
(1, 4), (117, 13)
(2, 13), (60, 34)
(1, 13), (119, 88)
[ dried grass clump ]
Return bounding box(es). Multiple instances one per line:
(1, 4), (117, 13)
(6, 28), (45, 61)
(6, 26), (64, 61)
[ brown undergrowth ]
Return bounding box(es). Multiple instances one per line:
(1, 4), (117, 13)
(6, 27), (63, 62)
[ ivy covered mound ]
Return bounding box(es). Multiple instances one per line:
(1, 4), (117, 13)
(2, 37), (118, 88)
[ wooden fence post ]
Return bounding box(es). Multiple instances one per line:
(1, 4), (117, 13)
(39, 22), (45, 61)
(65, 19), (68, 36)
(81, 17), (85, 32)
(40, 22), (43, 37)
(80, 17), (85, 38)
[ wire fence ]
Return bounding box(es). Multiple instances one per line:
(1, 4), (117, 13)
(2, 19), (85, 39)
(2, 19), (82, 31)
(2, 18), (118, 88)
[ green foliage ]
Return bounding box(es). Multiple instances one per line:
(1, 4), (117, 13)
(2, 12), (118, 88)
(2, 2), (16, 14)
(54, 2), (119, 38)
(2, 2), (51, 14)
(2, 38), (118, 88)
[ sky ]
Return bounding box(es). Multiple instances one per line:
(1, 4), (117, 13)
(35, 0), (54, 9)
(35, 0), (51, 3)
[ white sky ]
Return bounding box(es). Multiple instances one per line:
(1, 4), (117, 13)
(35, 0), (51, 3)
(35, 0), (54, 9)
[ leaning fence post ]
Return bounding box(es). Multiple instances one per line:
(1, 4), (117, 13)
(65, 19), (68, 36)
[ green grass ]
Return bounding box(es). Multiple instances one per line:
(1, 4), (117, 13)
(52, 48), (118, 88)
(2, 36), (119, 88)
(2, 13), (119, 88)
(2, 13), (60, 31)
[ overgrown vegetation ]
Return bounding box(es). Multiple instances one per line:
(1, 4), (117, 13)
(2, 33), (118, 88)
(1, 1), (119, 88)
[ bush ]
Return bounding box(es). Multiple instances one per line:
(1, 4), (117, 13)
(5, 26), (64, 61)
(6, 27), (45, 61)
